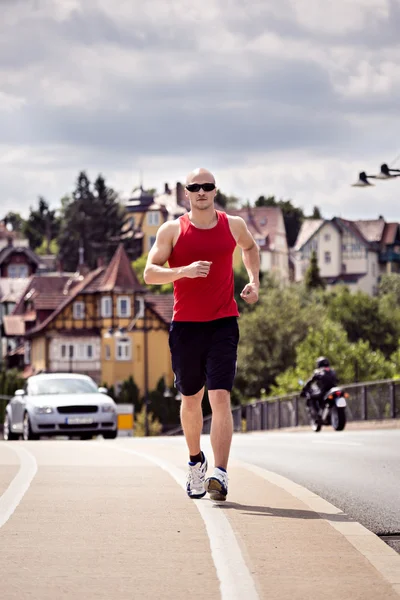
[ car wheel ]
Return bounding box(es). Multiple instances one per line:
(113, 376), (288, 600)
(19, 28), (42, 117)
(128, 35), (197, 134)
(103, 430), (118, 439)
(3, 413), (19, 441)
(22, 412), (39, 441)
(80, 435), (93, 440)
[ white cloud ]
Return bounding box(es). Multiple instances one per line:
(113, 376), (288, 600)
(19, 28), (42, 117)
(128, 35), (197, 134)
(1, 0), (400, 224)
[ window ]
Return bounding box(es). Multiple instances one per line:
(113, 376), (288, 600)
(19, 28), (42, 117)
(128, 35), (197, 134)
(101, 296), (112, 318)
(8, 264), (29, 278)
(73, 301), (85, 319)
(116, 339), (132, 361)
(87, 344), (93, 359)
(147, 212), (160, 226)
(117, 296), (131, 318)
(324, 251), (331, 264)
(105, 345), (111, 360)
(148, 235), (156, 251)
(61, 344), (67, 359)
(324, 234), (331, 241)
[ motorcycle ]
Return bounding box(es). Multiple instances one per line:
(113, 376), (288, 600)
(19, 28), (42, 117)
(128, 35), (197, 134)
(302, 385), (348, 432)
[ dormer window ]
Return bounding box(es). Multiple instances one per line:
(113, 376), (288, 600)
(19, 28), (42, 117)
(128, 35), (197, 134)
(147, 212), (160, 226)
(73, 301), (85, 319)
(117, 296), (131, 318)
(101, 296), (112, 318)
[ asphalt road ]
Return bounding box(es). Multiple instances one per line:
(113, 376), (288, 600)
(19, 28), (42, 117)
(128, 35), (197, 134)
(229, 429), (400, 552)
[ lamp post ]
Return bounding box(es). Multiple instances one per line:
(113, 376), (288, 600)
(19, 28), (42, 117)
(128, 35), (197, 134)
(352, 163), (400, 187)
(143, 306), (150, 437)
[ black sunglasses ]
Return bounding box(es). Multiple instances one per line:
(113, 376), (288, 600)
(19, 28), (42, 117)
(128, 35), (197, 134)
(185, 183), (216, 193)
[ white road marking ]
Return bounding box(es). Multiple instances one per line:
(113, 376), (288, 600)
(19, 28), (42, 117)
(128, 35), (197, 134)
(311, 440), (363, 446)
(0, 445), (37, 529)
(100, 443), (259, 600)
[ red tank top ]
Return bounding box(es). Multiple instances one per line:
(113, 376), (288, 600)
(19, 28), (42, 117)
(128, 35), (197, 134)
(168, 210), (239, 322)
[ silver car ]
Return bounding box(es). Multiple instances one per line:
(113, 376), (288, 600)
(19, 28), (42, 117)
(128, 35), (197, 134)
(3, 373), (118, 441)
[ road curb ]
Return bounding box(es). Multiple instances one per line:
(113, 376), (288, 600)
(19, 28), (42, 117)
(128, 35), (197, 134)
(237, 460), (400, 596)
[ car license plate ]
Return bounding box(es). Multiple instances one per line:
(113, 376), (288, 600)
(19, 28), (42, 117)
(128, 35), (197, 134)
(66, 417), (94, 425)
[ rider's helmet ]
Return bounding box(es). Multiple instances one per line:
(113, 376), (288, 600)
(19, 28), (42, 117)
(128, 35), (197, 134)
(316, 356), (330, 368)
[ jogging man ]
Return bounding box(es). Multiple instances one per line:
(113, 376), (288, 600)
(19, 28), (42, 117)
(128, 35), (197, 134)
(144, 168), (260, 501)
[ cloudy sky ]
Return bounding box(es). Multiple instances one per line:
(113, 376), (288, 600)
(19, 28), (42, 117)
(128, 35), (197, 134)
(2, 0), (400, 221)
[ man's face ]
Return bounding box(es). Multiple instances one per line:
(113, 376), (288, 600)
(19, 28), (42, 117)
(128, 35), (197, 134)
(185, 175), (217, 211)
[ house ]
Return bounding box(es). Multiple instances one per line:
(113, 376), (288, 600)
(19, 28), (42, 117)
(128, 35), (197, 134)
(0, 231), (41, 279)
(19, 245), (174, 395)
(124, 187), (169, 256)
(293, 216), (400, 295)
(227, 206), (290, 282)
(0, 278), (30, 366)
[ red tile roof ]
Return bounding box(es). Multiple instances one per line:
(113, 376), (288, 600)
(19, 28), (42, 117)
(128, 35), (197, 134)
(227, 206), (285, 250)
(25, 245), (145, 337)
(354, 219), (386, 243)
(145, 294), (174, 324)
(382, 223), (399, 245)
(12, 275), (74, 315)
(93, 244), (144, 293)
(25, 268), (103, 336)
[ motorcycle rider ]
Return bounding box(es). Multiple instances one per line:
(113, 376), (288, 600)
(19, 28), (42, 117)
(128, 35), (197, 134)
(300, 357), (338, 421)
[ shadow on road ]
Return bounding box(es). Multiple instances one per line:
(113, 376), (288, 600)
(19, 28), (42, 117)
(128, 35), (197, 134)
(213, 501), (355, 523)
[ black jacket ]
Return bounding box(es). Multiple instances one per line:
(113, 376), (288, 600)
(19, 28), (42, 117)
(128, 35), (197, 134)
(302, 367), (338, 397)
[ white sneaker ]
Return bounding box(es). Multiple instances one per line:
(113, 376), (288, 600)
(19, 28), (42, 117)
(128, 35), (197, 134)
(186, 454), (208, 499)
(205, 468), (228, 501)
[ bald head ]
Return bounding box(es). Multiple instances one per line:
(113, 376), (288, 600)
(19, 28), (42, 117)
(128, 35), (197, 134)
(186, 168), (216, 185)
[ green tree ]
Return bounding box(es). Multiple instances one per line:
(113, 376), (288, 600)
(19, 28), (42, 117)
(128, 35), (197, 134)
(215, 190), (240, 209)
(132, 253), (173, 294)
(378, 273), (400, 303)
(305, 250), (325, 290)
(236, 281), (325, 397)
(57, 172), (125, 271)
(271, 318), (394, 396)
(311, 206), (322, 219)
(327, 286), (400, 358)
(3, 212), (25, 232)
(118, 376), (141, 413)
(23, 197), (60, 251)
(134, 406), (162, 436)
(35, 238), (59, 256)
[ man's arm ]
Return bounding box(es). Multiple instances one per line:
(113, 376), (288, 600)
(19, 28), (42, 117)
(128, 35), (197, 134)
(229, 216), (260, 304)
(143, 222), (212, 285)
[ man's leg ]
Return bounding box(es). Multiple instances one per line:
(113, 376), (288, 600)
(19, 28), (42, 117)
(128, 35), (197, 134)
(180, 387), (204, 456)
(208, 389), (233, 470)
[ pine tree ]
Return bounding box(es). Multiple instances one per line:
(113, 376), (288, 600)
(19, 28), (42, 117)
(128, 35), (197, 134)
(305, 250), (325, 290)
(57, 172), (124, 271)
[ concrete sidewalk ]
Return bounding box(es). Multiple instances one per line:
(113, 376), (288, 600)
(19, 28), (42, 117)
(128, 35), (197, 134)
(112, 439), (400, 600)
(1, 439), (399, 600)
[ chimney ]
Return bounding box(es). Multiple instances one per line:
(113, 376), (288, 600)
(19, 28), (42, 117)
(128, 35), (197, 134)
(176, 181), (184, 205)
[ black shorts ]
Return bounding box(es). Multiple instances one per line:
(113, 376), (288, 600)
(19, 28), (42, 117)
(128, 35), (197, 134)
(168, 317), (240, 396)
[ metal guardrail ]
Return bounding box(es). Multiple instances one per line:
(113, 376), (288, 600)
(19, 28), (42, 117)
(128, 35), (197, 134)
(166, 378), (400, 436)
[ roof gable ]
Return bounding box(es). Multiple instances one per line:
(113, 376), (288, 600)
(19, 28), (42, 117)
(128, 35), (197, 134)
(97, 244), (144, 292)
(227, 206), (285, 249)
(294, 219), (324, 251)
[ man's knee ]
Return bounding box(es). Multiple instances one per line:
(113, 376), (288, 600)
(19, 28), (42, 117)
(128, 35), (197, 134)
(208, 389), (231, 410)
(181, 388), (204, 410)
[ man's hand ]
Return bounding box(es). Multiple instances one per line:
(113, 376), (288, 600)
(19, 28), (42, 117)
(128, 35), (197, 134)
(183, 261), (212, 279)
(240, 282), (259, 304)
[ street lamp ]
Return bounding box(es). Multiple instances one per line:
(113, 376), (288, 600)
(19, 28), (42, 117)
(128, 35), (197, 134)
(352, 163), (400, 187)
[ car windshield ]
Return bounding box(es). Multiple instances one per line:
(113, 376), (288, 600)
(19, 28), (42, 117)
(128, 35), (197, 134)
(28, 378), (99, 396)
